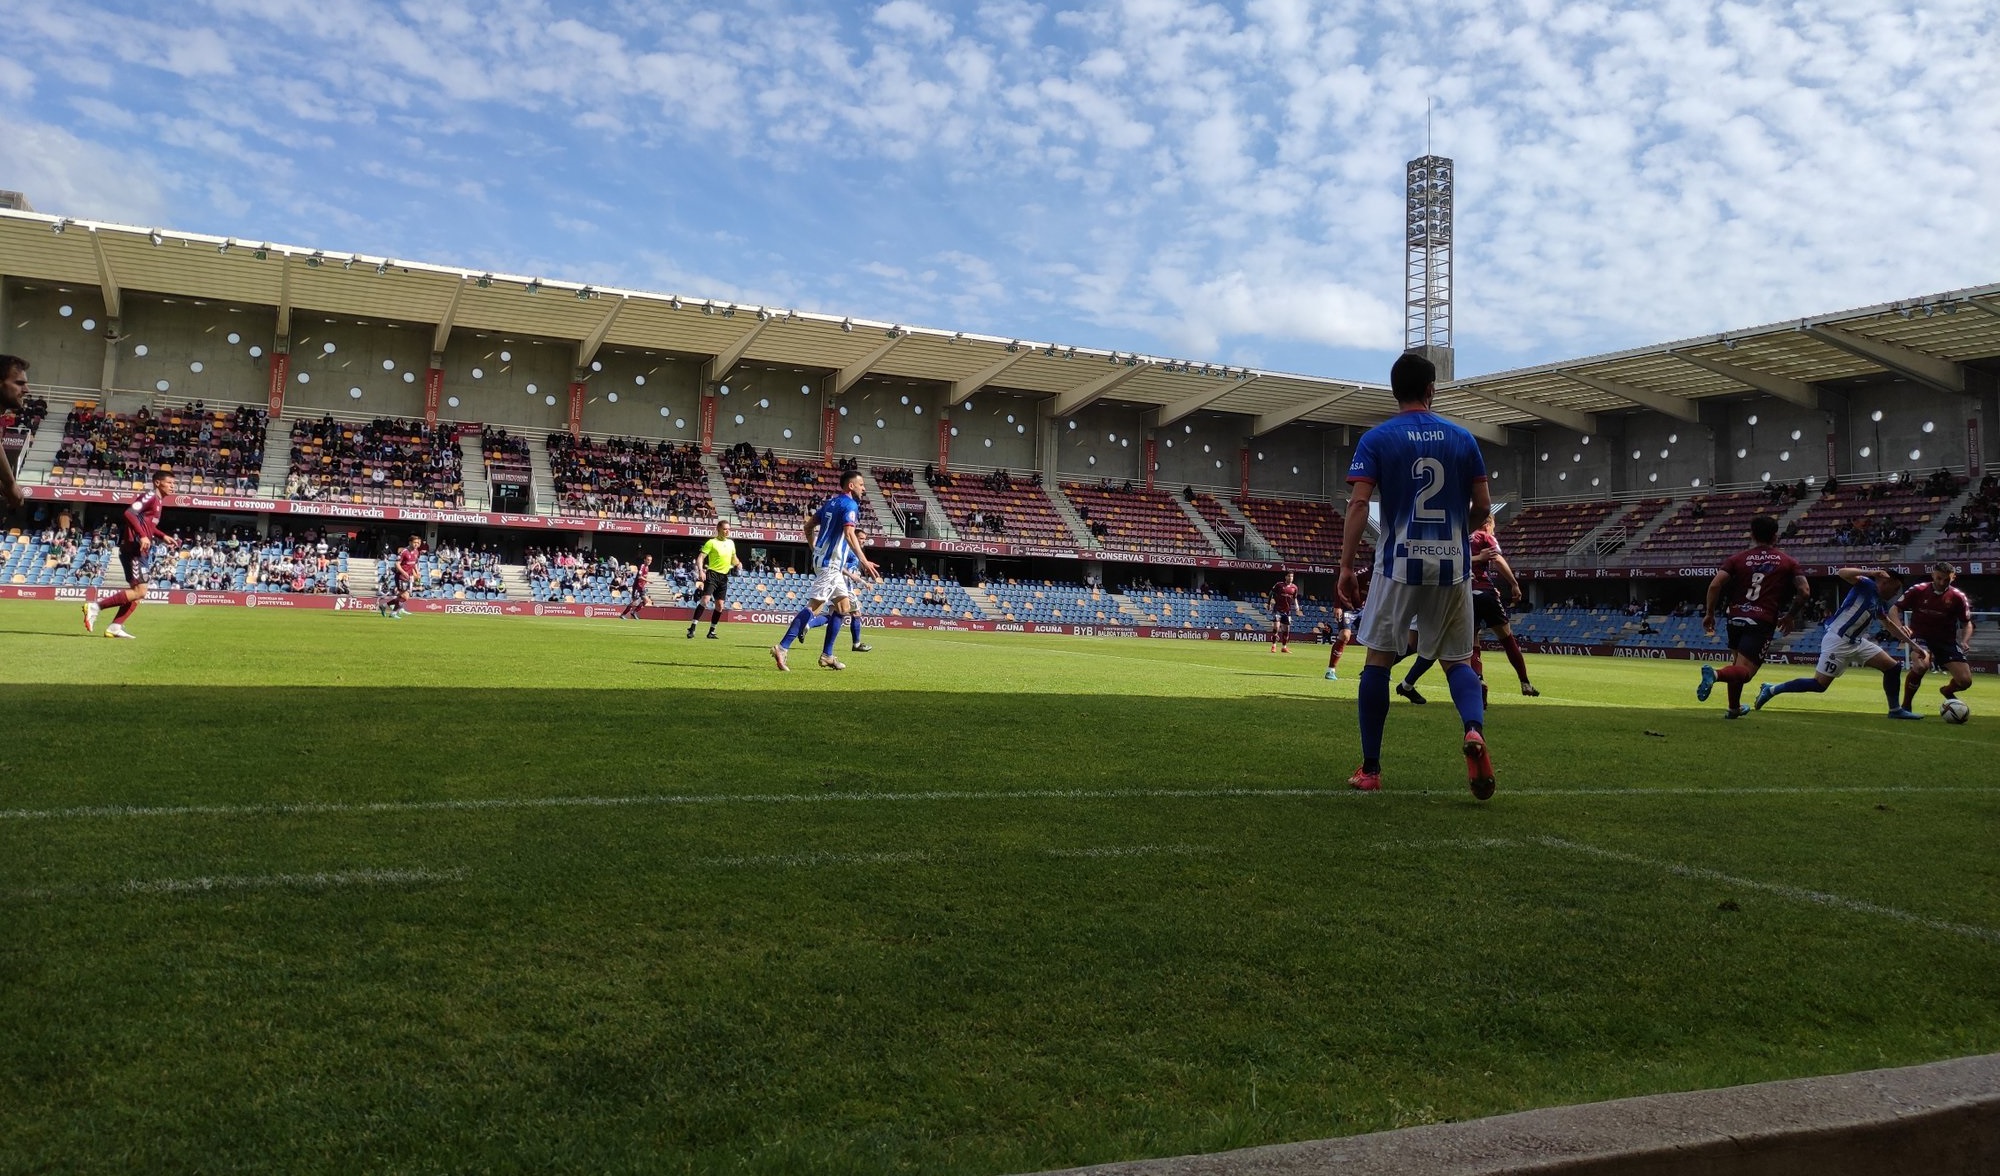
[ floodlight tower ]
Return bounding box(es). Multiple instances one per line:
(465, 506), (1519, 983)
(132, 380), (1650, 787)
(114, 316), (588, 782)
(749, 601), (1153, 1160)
(1404, 153), (1454, 381)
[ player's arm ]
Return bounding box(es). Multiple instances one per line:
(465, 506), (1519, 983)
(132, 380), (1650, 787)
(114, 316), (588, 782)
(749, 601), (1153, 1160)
(1882, 611), (1915, 645)
(844, 523), (878, 580)
(1777, 574), (1811, 634)
(1467, 478), (1491, 534)
(1337, 480), (1373, 609)
(1490, 552), (1521, 606)
(1701, 570), (1729, 636)
(0, 444), (20, 509)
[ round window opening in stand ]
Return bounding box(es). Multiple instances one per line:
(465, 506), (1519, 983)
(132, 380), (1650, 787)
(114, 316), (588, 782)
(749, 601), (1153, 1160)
(249, 346), (263, 358)
(546, 396), (557, 406)
(189, 361), (204, 373)
(447, 397), (460, 408)
(134, 344), (149, 357)
(59, 304), (73, 317)
(155, 380), (170, 392)
(82, 318), (97, 331)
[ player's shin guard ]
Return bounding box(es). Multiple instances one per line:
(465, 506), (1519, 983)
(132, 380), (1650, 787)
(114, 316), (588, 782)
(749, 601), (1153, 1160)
(1446, 662), (1485, 732)
(1903, 672), (1923, 711)
(1329, 636), (1344, 668)
(1402, 656), (1435, 687)
(1500, 634), (1529, 684)
(1357, 666), (1390, 771)
(778, 607), (813, 650)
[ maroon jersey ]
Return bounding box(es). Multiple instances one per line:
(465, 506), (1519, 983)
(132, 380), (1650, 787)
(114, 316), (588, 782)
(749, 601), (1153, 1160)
(1469, 530), (1500, 591)
(1898, 582), (1971, 643)
(1718, 546), (1802, 626)
(633, 571), (650, 592)
(396, 548), (420, 578)
(120, 490), (165, 545)
(1271, 582), (1300, 615)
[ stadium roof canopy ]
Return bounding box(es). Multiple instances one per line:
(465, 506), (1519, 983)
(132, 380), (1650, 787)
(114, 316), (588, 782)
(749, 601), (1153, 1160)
(3, 210), (1997, 446)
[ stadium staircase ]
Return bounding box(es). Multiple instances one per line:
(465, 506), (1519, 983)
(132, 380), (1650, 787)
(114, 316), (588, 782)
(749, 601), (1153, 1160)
(699, 453), (736, 524)
(348, 557), (379, 596)
(961, 584), (1001, 618)
(525, 441), (555, 515)
(498, 564), (532, 600)
(456, 432), (487, 511)
(910, 481), (960, 539)
(12, 408), (68, 485)
(1208, 497), (1280, 561)
(1605, 499), (1680, 560)
(1911, 481), (1978, 559)
(1045, 485), (1102, 550)
(1566, 506), (1654, 563)
(859, 478), (900, 540)
(254, 414), (289, 497)
(1173, 496), (1236, 557)
(1113, 595), (1150, 626)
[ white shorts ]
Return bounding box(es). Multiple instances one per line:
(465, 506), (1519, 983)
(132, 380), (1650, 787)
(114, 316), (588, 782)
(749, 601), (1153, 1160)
(1358, 577), (1474, 663)
(1816, 632), (1886, 679)
(808, 565), (854, 605)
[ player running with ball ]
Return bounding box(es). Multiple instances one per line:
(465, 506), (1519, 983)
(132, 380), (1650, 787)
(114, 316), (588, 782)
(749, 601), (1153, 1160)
(1893, 562), (1975, 714)
(1756, 567), (1921, 719)
(1339, 352), (1497, 799)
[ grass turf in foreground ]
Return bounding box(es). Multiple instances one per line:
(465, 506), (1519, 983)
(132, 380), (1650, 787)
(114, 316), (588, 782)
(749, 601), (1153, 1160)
(0, 601), (1996, 1174)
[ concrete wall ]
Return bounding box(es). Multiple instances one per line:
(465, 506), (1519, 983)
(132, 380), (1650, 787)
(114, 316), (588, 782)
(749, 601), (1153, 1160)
(839, 375), (940, 467)
(572, 348), (703, 442)
(1845, 377), (1977, 480)
(947, 390), (1040, 471)
(1057, 402), (1148, 483)
(438, 331), (574, 433)
(1243, 423), (1340, 500)
(3, 278), (110, 390)
(287, 315), (432, 418)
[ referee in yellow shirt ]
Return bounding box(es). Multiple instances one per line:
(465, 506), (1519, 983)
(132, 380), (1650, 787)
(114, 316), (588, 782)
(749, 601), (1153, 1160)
(688, 520), (744, 639)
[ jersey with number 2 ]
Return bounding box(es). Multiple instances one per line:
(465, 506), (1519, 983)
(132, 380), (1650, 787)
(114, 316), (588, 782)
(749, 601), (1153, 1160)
(1347, 409), (1487, 586)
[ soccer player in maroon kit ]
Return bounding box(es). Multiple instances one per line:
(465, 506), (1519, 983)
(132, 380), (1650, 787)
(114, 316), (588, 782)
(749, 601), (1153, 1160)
(1269, 571), (1300, 653)
(1698, 513), (1809, 718)
(386, 536), (422, 619)
(621, 554), (654, 620)
(1467, 518), (1539, 696)
(1894, 562), (1975, 711)
(83, 472), (178, 639)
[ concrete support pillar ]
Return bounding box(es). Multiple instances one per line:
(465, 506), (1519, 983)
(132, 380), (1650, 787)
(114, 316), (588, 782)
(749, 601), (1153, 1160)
(100, 318), (122, 393)
(1037, 418), (1058, 483)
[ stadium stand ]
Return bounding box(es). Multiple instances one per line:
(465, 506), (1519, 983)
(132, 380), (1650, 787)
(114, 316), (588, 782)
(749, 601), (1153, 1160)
(1495, 500), (1622, 562)
(983, 578), (1125, 625)
(480, 427), (532, 482)
(409, 543), (505, 600)
(1119, 586), (1249, 629)
(1189, 493), (1245, 550)
(546, 433), (710, 521)
(1780, 474), (1956, 558)
(873, 467), (927, 536)
(1232, 495), (1354, 565)
(2, 393), (48, 467)
(1, 526), (112, 588)
(286, 416), (461, 508)
(1938, 474), (2000, 556)
(1061, 482), (1211, 555)
(52, 402), (267, 492)
(926, 469), (1072, 545)
(718, 448), (885, 531)
(524, 548), (649, 604)
(1626, 491), (1773, 564)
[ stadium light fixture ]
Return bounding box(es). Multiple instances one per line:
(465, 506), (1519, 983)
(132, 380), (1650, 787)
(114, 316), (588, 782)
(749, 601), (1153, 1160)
(668, 296), (681, 310)
(50, 218), (68, 234)
(376, 260), (391, 275)
(342, 256), (356, 270)
(253, 247), (268, 260)
(306, 251), (323, 267)
(1898, 305), (1912, 319)
(524, 278), (539, 292)
(577, 286), (595, 300)
(840, 318), (853, 332)
(1006, 340), (1019, 352)
(1722, 338), (1736, 350)
(217, 238), (233, 254)
(757, 308), (771, 321)
(702, 301), (715, 316)
(148, 229), (164, 246)
(475, 273), (492, 287)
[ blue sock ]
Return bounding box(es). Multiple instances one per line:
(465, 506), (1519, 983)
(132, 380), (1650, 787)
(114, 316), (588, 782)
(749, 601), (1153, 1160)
(1403, 657), (1435, 687)
(822, 615), (841, 658)
(1446, 662), (1485, 731)
(1770, 676), (1824, 696)
(778, 607), (813, 650)
(849, 617), (862, 642)
(1358, 666), (1390, 770)
(805, 613), (829, 630)
(1881, 667), (1900, 710)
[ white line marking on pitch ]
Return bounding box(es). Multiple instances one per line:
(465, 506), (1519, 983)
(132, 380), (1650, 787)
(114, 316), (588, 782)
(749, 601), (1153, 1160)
(0, 785), (1992, 825)
(1532, 836), (2000, 946)
(2, 867), (462, 902)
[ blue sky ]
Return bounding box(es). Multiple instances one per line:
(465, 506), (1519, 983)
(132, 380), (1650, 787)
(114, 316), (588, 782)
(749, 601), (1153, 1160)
(2, 0), (1994, 382)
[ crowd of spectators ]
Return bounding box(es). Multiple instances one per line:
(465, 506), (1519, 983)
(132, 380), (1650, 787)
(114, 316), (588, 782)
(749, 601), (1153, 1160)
(287, 416), (462, 507)
(548, 434), (707, 520)
(2, 393), (49, 455)
(923, 463), (954, 489)
(1941, 475), (2000, 548)
(418, 542), (505, 596)
(875, 466), (915, 487)
(147, 528), (350, 594)
(1829, 517), (1915, 548)
(525, 546), (688, 600)
(481, 427), (532, 474)
(55, 402), (267, 491)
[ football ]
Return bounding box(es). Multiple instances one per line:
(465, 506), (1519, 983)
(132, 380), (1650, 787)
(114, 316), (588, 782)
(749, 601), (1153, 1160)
(1941, 698), (1971, 724)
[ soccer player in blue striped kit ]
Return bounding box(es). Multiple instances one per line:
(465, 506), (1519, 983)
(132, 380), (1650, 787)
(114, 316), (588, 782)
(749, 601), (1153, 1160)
(771, 470), (880, 671)
(1337, 352), (1498, 798)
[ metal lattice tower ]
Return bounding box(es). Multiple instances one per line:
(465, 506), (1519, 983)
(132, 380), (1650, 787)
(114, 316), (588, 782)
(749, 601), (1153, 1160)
(1404, 154), (1453, 374)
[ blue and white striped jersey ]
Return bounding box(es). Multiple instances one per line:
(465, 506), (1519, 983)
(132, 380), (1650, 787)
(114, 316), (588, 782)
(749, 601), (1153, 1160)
(1347, 409), (1487, 586)
(1828, 576), (1895, 641)
(810, 493), (861, 569)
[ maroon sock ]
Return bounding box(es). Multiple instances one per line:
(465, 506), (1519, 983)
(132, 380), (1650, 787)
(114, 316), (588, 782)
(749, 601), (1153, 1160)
(1329, 637), (1344, 668)
(1716, 664), (1752, 683)
(1903, 678), (1922, 710)
(95, 589), (131, 609)
(113, 602), (137, 624)
(1501, 634), (1530, 684)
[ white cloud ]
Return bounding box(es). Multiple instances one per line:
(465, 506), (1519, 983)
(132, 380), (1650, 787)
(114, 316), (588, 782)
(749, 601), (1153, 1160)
(0, 114), (171, 224)
(872, 0), (953, 43)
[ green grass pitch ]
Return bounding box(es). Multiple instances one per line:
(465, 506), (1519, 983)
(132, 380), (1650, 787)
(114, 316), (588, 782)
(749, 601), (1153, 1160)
(2, 600), (1997, 1174)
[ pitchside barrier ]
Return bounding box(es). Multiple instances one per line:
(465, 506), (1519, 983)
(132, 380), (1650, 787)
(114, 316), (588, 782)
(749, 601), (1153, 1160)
(5, 585), (1994, 674)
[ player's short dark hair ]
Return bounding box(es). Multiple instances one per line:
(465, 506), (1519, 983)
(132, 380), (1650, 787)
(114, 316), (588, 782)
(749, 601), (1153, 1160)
(1750, 514), (1778, 544)
(841, 469), (865, 488)
(1389, 352), (1435, 404)
(0, 354), (27, 378)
